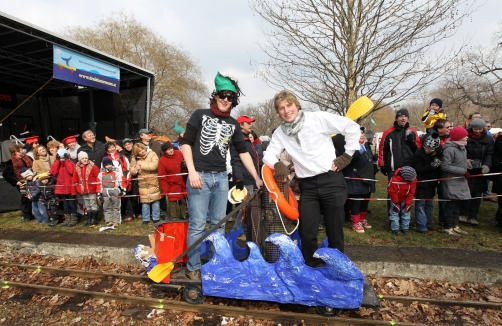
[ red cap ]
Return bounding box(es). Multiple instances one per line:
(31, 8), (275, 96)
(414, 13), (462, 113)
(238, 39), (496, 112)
(62, 135), (78, 144)
(24, 136), (39, 144)
(237, 115), (255, 124)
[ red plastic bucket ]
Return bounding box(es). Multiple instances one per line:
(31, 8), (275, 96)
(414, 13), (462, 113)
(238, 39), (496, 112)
(155, 220), (188, 283)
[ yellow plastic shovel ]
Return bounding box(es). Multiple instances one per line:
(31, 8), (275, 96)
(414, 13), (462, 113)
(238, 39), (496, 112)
(345, 96), (374, 121)
(148, 190), (261, 283)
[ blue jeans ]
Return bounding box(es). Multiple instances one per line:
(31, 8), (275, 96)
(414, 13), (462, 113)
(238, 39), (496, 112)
(415, 200), (433, 232)
(142, 200), (160, 222)
(186, 172), (228, 271)
(389, 202), (410, 231)
(32, 200), (49, 222)
(232, 184), (255, 231)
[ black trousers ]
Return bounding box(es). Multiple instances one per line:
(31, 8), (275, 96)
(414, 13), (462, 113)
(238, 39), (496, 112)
(348, 193), (370, 215)
(458, 190), (482, 219)
(298, 170), (347, 267)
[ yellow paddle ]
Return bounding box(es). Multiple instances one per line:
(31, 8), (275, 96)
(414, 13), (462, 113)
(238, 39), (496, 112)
(345, 96), (374, 121)
(148, 190), (262, 283)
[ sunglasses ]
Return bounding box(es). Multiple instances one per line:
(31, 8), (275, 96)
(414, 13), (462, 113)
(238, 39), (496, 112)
(217, 92), (235, 102)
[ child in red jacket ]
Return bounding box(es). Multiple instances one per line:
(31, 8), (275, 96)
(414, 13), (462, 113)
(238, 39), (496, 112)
(388, 166), (417, 235)
(72, 151), (100, 227)
(49, 148), (77, 227)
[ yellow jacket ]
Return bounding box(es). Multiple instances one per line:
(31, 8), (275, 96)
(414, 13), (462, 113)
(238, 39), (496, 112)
(422, 110), (446, 130)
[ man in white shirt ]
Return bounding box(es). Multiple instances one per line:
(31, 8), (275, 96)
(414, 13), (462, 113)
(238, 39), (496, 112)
(263, 90), (360, 267)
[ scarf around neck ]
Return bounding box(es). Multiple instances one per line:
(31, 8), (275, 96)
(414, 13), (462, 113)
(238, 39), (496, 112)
(39, 155), (50, 171)
(453, 140), (467, 147)
(281, 110), (305, 145)
(210, 101), (231, 118)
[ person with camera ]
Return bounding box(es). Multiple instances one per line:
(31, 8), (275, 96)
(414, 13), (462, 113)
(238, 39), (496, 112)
(378, 108), (421, 214)
(458, 119), (494, 226)
(49, 148), (77, 226)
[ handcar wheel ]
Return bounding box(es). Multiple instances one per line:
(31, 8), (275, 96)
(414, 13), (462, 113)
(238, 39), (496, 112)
(316, 306), (342, 317)
(183, 285), (205, 304)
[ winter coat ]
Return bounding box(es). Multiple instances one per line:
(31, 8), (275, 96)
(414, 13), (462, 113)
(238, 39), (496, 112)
(49, 158), (76, 195)
(77, 141), (106, 165)
(145, 139), (162, 159)
(130, 150), (161, 203)
(2, 157), (33, 188)
(343, 144), (376, 195)
(30, 178), (58, 203)
(379, 122), (421, 173)
(422, 109), (447, 130)
(230, 132), (260, 187)
(98, 167), (127, 194)
(441, 141), (470, 200)
(158, 150), (186, 201)
(388, 167), (417, 206)
(71, 162), (100, 195)
(409, 146), (443, 199)
(104, 151), (132, 191)
(32, 156), (51, 174)
(491, 134), (502, 193)
(465, 131), (494, 193)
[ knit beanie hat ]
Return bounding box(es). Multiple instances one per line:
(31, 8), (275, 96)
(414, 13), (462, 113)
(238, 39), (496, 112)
(37, 172), (50, 181)
(20, 167), (34, 178)
(430, 98), (443, 108)
(449, 127), (468, 141)
(399, 166), (416, 181)
(174, 120), (185, 135)
(161, 141), (174, 152)
(57, 148), (68, 157)
(470, 118), (486, 129)
(102, 156), (113, 167)
(395, 108), (409, 119)
(423, 132), (441, 149)
(77, 151), (88, 161)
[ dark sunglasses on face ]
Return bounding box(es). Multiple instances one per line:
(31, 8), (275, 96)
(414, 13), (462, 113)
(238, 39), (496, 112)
(217, 92), (235, 102)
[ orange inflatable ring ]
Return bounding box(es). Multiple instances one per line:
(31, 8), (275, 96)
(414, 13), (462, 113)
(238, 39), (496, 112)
(262, 165), (299, 221)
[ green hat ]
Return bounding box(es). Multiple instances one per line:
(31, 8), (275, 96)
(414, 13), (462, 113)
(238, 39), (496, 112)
(214, 72), (237, 93)
(174, 120), (185, 135)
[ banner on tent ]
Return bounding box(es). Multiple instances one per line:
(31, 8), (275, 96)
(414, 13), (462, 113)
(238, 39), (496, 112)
(53, 45), (120, 93)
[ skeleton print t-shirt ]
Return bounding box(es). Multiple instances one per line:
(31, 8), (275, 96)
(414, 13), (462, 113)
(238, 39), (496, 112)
(186, 109), (245, 172)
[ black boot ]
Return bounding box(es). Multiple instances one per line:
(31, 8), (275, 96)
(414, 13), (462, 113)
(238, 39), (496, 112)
(84, 214), (93, 227)
(60, 214), (69, 227)
(90, 211), (98, 226)
(67, 214), (78, 227)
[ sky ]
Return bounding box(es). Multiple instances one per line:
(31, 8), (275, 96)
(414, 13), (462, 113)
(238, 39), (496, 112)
(1, 0), (502, 109)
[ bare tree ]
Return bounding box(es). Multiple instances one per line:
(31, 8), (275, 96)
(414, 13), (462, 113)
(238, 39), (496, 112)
(250, 0), (476, 120)
(233, 99), (284, 137)
(442, 24), (502, 124)
(64, 12), (208, 137)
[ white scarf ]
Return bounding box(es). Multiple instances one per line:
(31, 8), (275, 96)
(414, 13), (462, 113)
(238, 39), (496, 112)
(281, 110), (305, 145)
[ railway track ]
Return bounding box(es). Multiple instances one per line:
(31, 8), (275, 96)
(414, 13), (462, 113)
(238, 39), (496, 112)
(1, 262), (501, 325)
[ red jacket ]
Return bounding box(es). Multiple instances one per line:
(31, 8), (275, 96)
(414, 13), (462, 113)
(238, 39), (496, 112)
(49, 159), (76, 195)
(158, 150), (186, 201)
(71, 162), (100, 195)
(388, 167), (417, 206)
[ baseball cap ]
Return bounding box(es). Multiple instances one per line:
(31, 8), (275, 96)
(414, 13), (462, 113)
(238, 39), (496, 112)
(237, 115), (255, 124)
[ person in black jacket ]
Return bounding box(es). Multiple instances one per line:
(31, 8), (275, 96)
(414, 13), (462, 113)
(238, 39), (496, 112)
(230, 115), (260, 232)
(490, 132), (502, 230)
(458, 119), (494, 226)
(378, 108), (421, 214)
(342, 130), (376, 233)
(409, 132), (443, 235)
(77, 130), (106, 165)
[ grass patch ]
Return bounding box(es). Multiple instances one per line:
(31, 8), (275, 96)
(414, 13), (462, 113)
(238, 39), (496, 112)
(1, 172), (501, 252)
